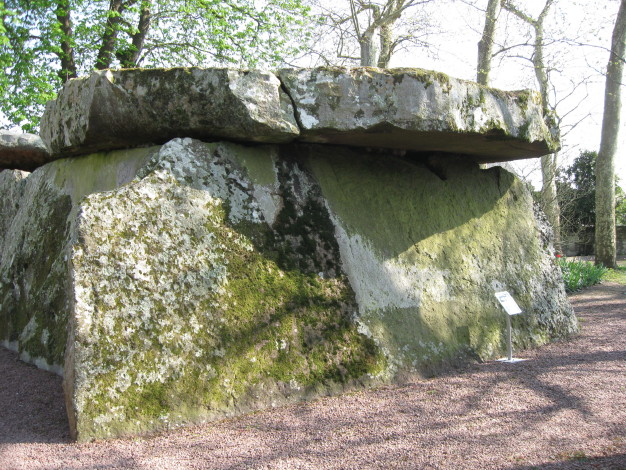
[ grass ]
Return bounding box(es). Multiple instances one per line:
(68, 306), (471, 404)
(554, 449), (589, 462)
(603, 264), (626, 284)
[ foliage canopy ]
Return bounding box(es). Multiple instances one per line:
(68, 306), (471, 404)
(0, 0), (312, 131)
(557, 150), (626, 235)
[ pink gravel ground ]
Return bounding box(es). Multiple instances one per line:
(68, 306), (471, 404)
(0, 283), (625, 469)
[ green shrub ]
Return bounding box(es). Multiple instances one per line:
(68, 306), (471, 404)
(557, 257), (608, 292)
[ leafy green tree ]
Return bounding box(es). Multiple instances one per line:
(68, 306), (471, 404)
(558, 150), (597, 234)
(0, 0), (312, 131)
(558, 150), (626, 236)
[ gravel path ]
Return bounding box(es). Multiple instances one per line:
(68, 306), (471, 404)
(1, 283), (625, 469)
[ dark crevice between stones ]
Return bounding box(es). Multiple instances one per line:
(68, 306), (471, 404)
(276, 75), (305, 135)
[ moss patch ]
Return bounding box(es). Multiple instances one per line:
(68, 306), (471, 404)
(68, 142), (385, 441)
(4, 138), (573, 441)
(0, 177), (72, 369)
(0, 147), (161, 373)
(302, 145), (576, 372)
(52, 146), (157, 204)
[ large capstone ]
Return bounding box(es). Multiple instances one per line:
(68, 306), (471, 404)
(278, 67), (559, 162)
(38, 67), (558, 168)
(0, 131), (53, 171)
(0, 137), (576, 441)
(40, 68), (300, 157)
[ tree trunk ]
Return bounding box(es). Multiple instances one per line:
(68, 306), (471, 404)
(55, 0), (77, 82)
(360, 28), (380, 67)
(477, 0), (501, 85)
(377, 23), (393, 68)
(131, 1), (151, 64)
(532, 4), (551, 111)
(533, 1), (561, 253)
(503, 0), (561, 251)
(541, 153), (562, 251)
(116, 0), (152, 68)
(595, 0), (626, 268)
(95, 0), (126, 70)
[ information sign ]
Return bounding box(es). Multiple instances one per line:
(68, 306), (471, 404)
(495, 291), (522, 316)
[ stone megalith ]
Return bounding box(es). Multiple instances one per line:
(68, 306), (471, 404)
(40, 67), (557, 164)
(278, 67), (559, 161)
(0, 131), (53, 171)
(1, 139), (576, 441)
(0, 66), (576, 441)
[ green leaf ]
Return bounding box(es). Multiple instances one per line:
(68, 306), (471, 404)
(1, 0), (314, 130)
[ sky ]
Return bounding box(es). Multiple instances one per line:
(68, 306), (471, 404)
(2, 0), (624, 187)
(378, 0), (626, 187)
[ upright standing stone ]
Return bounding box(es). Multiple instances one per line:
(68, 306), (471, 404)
(1, 66), (577, 442)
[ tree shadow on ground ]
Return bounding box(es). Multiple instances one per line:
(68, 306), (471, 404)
(508, 453), (626, 469)
(0, 285), (624, 470)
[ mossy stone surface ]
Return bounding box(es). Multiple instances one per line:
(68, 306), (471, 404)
(1, 137), (575, 442)
(41, 68), (299, 157)
(65, 139), (385, 441)
(41, 67), (558, 164)
(302, 145), (576, 373)
(0, 147), (156, 374)
(278, 67), (559, 161)
(0, 131), (54, 171)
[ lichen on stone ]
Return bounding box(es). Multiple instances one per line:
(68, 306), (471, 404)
(0, 147), (157, 374)
(64, 139), (385, 440)
(277, 67), (558, 160)
(1, 135), (575, 442)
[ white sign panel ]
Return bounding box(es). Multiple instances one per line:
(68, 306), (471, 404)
(495, 291), (522, 316)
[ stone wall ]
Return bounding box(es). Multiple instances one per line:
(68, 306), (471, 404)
(0, 67), (576, 441)
(562, 226), (626, 257)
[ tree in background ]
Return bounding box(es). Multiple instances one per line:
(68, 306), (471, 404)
(500, 0), (562, 252)
(595, 0), (626, 268)
(558, 151), (597, 236)
(476, 0), (501, 85)
(0, 0), (312, 131)
(306, 0), (436, 67)
(476, 0), (563, 250)
(558, 150), (626, 254)
(350, 0), (434, 67)
(474, 0), (626, 262)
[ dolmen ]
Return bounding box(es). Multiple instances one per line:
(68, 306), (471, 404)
(0, 67), (576, 441)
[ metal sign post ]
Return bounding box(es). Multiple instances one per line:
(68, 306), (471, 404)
(505, 314), (513, 361)
(495, 291), (527, 363)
